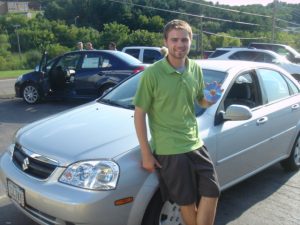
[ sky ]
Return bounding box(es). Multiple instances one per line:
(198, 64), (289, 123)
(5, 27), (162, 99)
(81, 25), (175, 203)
(205, 0), (300, 6)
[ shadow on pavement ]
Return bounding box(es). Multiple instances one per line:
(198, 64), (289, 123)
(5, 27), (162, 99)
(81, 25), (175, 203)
(215, 164), (298, 225)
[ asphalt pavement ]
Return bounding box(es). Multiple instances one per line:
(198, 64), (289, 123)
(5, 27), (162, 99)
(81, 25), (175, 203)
(0, 79), (15, 99)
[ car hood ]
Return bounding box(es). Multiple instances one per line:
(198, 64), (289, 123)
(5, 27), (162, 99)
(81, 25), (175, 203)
(16, 102), (138, 166)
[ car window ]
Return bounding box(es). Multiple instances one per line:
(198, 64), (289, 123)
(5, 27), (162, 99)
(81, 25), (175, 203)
(124, 49), (140, 60)
(257, 69), (290, 102)
(81, 52), (115, 69)
(208, 50), (230, 58)
(224, 72), (259, 109)
(56, 53), (81, 70)
(253, 52), (275, 63)
(143, 49), (162, 63)
(229, 51), (257, 60)
(285, 77), (300, 94)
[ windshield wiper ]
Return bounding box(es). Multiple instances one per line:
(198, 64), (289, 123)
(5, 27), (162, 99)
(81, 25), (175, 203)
(99, 99), (134, 110)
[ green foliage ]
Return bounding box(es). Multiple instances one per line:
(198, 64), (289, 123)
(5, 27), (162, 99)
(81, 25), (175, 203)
(47, 44), (70, 59)
(0, 0), (300, 71)
(0, 34), (11, 56)
(126, 29), (163, 47)
(24, 50), (42, 68)
(99, 22), (130, 49)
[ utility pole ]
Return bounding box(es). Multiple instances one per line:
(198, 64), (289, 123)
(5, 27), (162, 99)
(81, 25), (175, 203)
(13, 24), (22, 61)
(272, 0), (277, 42)
(200, 15), (204, 59)
(74, 16), (79, 26)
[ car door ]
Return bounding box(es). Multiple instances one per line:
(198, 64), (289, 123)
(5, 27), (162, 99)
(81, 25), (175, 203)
(214, 68), (295, 188)
(74, 52), (125, 96)
(48, 52), (81, 91)
(255, 68), (300, 159)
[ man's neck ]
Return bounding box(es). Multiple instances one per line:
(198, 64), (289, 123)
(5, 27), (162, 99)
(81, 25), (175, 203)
(167, 55), (186, 69)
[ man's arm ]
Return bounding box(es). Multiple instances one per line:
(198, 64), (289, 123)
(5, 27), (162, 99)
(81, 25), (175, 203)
(134, 106), (161, 173)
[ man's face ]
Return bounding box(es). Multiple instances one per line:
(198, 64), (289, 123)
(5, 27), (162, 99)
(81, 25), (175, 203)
(164, 29), (191, 60)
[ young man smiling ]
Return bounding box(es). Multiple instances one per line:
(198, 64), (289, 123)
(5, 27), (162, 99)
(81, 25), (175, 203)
(134, 19), (220, 225)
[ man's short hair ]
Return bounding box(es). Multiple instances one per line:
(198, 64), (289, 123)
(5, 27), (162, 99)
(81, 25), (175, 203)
(109, 42), (116, 48)
(163, 19), (193, 40)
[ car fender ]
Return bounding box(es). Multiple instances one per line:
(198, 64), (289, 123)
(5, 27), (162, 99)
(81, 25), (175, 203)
(126, 173), (159, 225)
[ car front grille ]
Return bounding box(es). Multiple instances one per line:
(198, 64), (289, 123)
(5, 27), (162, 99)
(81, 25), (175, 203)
(12, 144), (58, 179)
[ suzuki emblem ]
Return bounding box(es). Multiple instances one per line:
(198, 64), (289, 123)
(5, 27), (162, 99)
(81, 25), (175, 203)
(22, 157), (30, 171)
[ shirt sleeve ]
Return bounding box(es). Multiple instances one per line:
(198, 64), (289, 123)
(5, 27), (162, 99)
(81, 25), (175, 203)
(133, 69), (155, 112)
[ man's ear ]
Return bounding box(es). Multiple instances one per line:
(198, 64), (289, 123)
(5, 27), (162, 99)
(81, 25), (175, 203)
(163, 39), (167, 47)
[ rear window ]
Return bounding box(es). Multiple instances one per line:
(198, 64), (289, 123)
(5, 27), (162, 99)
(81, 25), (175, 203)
(144, 49), (162, 63)
(124, 49), (140, 60)
(208, 50), (230, 58)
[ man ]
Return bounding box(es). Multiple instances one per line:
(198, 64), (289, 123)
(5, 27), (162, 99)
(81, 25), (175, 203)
(86, 42), (94, 50)
(108, 42), (117, 50)
(77, 41), (83, 51)
(134, 19), (220, 225)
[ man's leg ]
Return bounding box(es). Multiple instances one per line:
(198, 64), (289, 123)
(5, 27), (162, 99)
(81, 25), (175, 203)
(196, 197), (218, 225)
(180, 204), (197, 225)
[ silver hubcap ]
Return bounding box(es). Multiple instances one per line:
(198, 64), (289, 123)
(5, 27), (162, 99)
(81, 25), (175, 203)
(23, 85), (38, 103)
(159, 201), (184, 225)
(294, 136), (300, 165)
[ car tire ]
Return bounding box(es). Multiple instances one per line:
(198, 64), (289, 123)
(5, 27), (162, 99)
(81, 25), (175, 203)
(22, 84), (40, 104)
(141, 191), (184, 225)
(280, 133), (300, 171)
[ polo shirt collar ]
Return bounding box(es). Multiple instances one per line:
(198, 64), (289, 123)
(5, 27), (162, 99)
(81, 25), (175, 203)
(162, 57), (191, 75)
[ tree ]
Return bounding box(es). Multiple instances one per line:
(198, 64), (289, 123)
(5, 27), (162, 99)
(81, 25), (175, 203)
(99, 22), (130, 49)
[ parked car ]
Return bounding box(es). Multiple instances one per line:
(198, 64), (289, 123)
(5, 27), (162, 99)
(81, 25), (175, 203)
(208, 47), (300, 81)
(15, 50), (147, 104)
(122, 46), (163, 63)
(248, 42), (300, 64)
(1, 60), (300, 225)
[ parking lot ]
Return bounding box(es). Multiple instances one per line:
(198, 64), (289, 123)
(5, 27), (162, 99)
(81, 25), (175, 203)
(0, 79), (300, 225)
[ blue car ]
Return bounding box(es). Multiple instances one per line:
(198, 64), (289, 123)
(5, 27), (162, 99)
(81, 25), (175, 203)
(15, 50), (147, 104)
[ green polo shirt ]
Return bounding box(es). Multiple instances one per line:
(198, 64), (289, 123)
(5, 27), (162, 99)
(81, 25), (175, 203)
(134, 58), (204, 155)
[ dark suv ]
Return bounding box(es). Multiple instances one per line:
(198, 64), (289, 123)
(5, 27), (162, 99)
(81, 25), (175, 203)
(15, 50), (146, 104)
(248, 42), (300, 64)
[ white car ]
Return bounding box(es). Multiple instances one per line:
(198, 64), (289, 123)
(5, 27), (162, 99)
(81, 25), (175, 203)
(122, 46), (163, 63)
(1, 60), (300, 225)
(208, 47), (300, 81)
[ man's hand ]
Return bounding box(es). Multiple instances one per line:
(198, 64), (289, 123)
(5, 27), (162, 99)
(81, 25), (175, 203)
(141, 153), (162, 173)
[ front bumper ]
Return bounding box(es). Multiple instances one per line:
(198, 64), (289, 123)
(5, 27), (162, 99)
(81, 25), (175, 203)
(0, 149), (135, 225)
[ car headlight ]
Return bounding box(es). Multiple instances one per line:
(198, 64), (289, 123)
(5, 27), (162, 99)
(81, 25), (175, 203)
(59, 160), (119, 190)
(16, 75), (23, 82)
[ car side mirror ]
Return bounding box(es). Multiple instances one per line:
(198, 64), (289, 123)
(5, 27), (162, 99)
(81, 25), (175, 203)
(221, 104), (252, 121)
(66, 69), (76, 77)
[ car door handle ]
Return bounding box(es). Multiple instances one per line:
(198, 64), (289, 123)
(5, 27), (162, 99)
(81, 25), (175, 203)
(256, 116), (268, 125)
(291, 104), (300, 110)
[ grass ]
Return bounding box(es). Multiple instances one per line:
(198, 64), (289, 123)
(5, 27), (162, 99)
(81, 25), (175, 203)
(0, 69), (32, 79)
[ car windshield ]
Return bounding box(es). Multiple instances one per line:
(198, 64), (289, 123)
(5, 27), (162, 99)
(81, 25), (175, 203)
(98, 69), (226, 116)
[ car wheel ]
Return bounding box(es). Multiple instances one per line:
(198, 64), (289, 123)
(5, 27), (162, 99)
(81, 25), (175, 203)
(22, 84), (40, 104)
(280, 133), (300, 171)
(98, 83), (115, 97)
(142, 191), (184, 225)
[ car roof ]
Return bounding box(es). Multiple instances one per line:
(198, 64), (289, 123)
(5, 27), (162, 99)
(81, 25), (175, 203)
(214, 47), (284, 57)
(122, 46), (161, 50)
(249, 42), (289, 47)
(195, 59), (282, 72)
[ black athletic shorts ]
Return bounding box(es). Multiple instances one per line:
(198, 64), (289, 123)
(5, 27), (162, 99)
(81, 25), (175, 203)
(154, 146), (220, 206)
